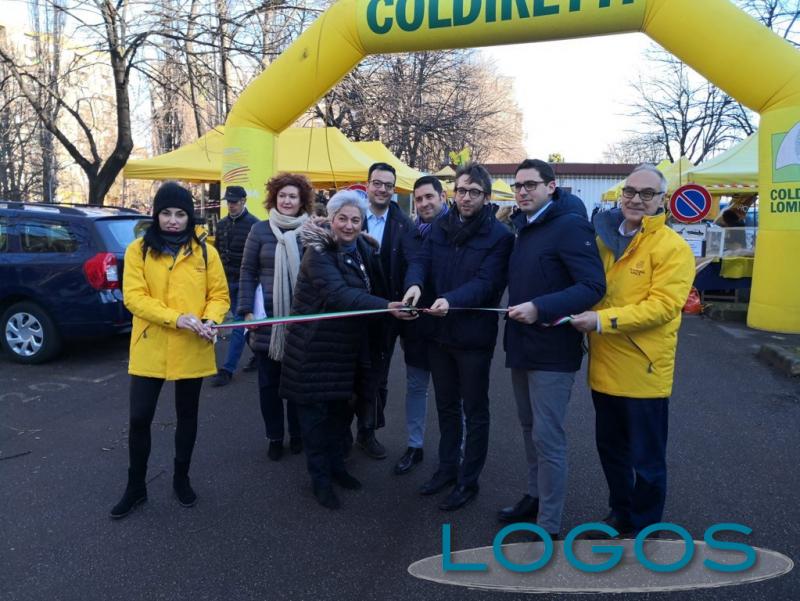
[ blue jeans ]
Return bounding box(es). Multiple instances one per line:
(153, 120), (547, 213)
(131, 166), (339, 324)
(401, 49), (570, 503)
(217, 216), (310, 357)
(511, 369), (576, 534)
(592, 390), (669, 531)
(405, 364), (430, 448)
(222, 282), (246, 373)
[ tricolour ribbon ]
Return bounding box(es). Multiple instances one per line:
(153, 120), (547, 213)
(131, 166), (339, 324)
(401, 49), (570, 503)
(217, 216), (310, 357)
(215, 307), (572, 330)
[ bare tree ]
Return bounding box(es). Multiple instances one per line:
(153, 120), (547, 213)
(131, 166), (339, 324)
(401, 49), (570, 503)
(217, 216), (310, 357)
(739, 0), (800, 45)
(629, 52), (756, 163)
(133, 0), (322, 148)
(610, 0), (797, 164)
(30, 0), (65, 202)
(0, 0), (154, 205)
(0, 25), (39, 200)
(602, 133), (665, 164)
(310, 50), (526, 171)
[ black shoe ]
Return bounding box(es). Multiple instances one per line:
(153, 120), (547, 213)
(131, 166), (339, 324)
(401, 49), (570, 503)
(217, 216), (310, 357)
(356, 432), (387, 460)
(289, 437), (303, 454)
(210, 369), (232, 387)
(173, 460), (197, 507)
(313, 485), (341, 509)
(602, 512), (636, 538)
(242, 356), (257, 373)
(579, 513), (635, 539)
(332, 470), (362, 490)
(439, 484), (479, 511)
(394, 447), (424, 475)
(419, 470), (457, 496)
(109, 469), (147, 520)
(268, 440), (284, 461)
(498, 494), (539, 523)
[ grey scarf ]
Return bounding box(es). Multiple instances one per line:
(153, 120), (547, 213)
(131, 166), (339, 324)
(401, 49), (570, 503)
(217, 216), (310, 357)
(268, 209), (308, 360)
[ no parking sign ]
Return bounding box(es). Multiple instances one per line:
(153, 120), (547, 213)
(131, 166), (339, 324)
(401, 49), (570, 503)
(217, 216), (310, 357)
(669, 184), (712, 224)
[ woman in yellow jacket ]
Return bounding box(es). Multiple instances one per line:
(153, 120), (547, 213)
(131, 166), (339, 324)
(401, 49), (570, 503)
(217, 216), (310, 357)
(110, 182), (229, 519)
(572, 165), (694, 536)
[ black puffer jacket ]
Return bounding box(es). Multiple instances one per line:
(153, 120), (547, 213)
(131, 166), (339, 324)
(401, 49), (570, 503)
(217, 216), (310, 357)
(215, 208), (259, 281)
(279, 222), (390, 405)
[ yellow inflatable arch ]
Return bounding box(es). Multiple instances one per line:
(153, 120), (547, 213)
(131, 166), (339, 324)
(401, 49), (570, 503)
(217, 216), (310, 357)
(223, 0), (800, 333)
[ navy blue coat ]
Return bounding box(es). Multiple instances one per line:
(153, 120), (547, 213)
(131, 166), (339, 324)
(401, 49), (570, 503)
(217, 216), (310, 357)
(364, 201), (420, 301)
(504, 198), (606, 372)
(554, 187), (588, 219)
(405, 205), (514, 352)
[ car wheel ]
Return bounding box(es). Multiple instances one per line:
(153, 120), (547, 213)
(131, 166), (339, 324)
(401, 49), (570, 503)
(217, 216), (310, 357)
(0, 301), (62, 364)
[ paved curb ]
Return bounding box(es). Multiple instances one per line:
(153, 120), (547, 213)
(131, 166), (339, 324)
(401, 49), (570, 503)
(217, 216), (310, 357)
(757, 343), (800, 377)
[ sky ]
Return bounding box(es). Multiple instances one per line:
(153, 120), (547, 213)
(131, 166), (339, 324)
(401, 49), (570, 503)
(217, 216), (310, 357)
(481, 33), (654, 163)
(3, 1), (655, 164)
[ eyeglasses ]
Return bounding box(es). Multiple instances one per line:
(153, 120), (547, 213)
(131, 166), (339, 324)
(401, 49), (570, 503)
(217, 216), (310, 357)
(455, 187), (486, 200)
(512, 180), (546, 192)
(369, 180), (395, 190)
(621, 187), (665, 202)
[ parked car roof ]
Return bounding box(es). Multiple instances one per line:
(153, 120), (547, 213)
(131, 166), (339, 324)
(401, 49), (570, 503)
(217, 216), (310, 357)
(0, 201), (142, 218)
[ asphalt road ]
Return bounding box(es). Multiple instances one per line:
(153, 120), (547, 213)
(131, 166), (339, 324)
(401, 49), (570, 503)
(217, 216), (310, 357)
(1, 316), (798, 600)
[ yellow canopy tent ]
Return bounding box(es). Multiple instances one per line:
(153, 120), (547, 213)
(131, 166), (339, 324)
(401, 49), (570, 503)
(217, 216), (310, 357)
(123, 126), (419, 193)
(352, 141), (425, 192)
(434, 166), (456, 179)
(124, 127), (225, 182)
(491, 179), (515, 203)
(601, 157), (693, 202)
(685, 133), (758, 195)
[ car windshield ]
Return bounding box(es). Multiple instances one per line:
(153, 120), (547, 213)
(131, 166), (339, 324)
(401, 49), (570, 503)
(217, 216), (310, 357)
(95, 217), (151, 252)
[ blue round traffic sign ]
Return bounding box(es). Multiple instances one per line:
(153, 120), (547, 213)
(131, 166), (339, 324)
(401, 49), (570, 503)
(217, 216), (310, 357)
(670, 184), (711, 224)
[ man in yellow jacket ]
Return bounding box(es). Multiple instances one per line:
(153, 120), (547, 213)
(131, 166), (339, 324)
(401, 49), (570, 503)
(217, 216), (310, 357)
(571, 164), (694, 536)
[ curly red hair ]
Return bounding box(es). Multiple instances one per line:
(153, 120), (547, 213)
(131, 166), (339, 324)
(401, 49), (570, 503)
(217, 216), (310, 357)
(265, 173), (314, 216)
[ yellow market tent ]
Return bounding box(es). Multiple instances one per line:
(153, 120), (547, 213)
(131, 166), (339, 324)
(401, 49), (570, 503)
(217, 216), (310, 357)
(124, 126), (420, 192)
(601, 157), (694, 202)
(491, 179), (515, 203)
(684, 133), (758, 195)
(434, 166), (456, 179)
(124, 127), (225, 182)
(352, 140), (424, 191)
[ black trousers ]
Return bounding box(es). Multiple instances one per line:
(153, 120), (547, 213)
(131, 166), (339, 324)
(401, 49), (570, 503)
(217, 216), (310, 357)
(128, 375), (203, 475)
(296, 399), (350, 489)
(428, 343), (492, 488)
(255, 352), (300, 441)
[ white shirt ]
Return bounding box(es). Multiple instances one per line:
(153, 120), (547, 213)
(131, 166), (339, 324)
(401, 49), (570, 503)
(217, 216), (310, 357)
(618, 221), (641, 237)
(526, 201), (553, 224)
(367, 209), (387, 249)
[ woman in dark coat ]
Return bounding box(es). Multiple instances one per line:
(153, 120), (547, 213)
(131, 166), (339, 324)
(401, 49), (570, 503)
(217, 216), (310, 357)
(238, 173), (313, 461)
(279, 190), (412, 509)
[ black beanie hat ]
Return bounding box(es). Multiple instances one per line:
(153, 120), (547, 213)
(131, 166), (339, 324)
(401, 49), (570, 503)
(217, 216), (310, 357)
(153, 182), (194, 218)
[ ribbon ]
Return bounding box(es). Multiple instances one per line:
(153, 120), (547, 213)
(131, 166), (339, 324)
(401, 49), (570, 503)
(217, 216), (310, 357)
(214, 307), (572, 330)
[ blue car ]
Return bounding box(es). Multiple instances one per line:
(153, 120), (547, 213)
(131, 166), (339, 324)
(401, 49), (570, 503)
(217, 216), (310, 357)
(0, 202), (150, 363)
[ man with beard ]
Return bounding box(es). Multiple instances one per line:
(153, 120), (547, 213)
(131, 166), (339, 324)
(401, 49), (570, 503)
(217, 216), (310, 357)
(392, 175), (450, 476)
(403, 163), (513, 511)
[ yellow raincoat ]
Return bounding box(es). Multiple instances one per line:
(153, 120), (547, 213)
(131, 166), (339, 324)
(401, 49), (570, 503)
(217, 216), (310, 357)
(123, 237), (230, 380)
(588, 213), (695, 398)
